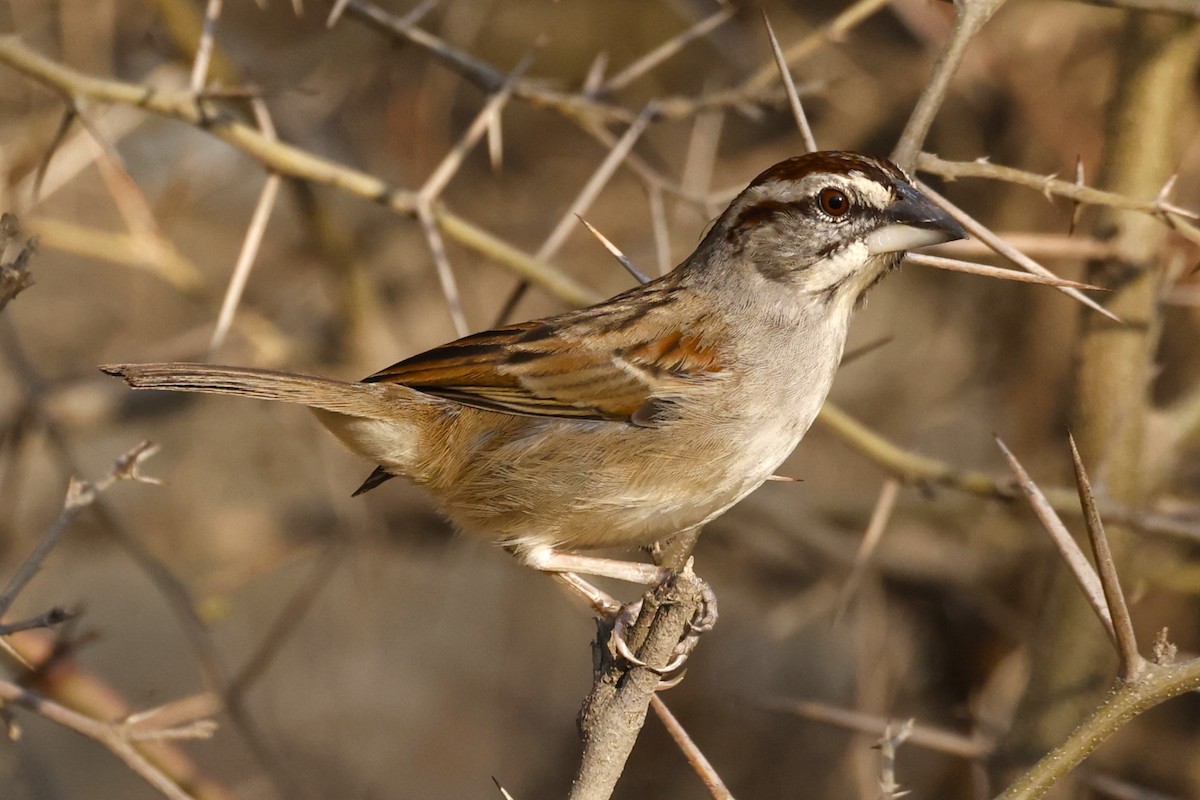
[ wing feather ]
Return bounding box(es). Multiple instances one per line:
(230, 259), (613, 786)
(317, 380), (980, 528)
(361, 282), (726, 424)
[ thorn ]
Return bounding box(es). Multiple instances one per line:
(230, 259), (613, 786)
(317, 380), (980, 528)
(1156, 173), (1179, 206)
(577, 215), (651, 285)
(1040, 172), (1059, 203)
(584, 51), (608, 94)
(1068, 156), (1085, 236)
(1152, 628), (1177, 666)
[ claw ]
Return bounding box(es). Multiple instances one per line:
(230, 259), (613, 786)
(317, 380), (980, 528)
(610, 600), (648, 667)
(604, 572), (718, 690)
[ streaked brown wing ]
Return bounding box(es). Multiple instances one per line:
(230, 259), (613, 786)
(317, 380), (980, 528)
(362, 288), (725, 425)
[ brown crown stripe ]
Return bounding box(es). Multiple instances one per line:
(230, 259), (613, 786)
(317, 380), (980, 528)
(748, 151), (906, 191)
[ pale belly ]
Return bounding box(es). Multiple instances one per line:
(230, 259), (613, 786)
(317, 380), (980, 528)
(422, 407), (812, 555)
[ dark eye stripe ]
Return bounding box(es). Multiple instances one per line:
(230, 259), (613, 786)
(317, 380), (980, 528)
(726, 199), (801, 242)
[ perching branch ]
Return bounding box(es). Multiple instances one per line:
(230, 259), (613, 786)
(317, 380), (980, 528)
(569, 566), (707, 800)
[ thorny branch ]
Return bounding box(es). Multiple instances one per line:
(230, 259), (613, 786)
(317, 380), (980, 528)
(0, 38), (598, 308)
(0, 441), (218, 799)
(0, 441), (160, 622)
(917, 153), (1200, 236)
(891, 0), (1009, 171)
(0, 677), (216, 800)
(2, 4), (1199, 799)
(0, 214), (36, 314)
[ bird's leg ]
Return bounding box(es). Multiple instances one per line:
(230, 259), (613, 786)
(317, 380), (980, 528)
(521, 546), (718, 682)
(549, 572), (622, 617)
(520, 547), (671, 586)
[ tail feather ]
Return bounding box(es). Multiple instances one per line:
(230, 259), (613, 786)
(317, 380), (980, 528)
(100, 362), (405, 419)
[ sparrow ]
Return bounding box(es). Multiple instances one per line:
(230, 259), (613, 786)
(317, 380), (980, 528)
(103, 151), (966, 591)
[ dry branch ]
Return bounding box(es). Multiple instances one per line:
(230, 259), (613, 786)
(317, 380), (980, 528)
(995, 436), (1116, 642)
(0, 441), (159, 622)
(649, 695), (734, 800)
(1069, 435), (1145, 681)
(0, 214), (35, 313)
(996, 657), (1200, 800)
(0, 37), (598, 308)
(916, 153), (1199, 224)
(570, 567), (706, 800)
(0, 677), (216, 800)
(891, 0), (1008, 170)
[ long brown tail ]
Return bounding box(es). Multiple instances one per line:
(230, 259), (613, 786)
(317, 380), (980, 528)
(100, 362), (406, 419)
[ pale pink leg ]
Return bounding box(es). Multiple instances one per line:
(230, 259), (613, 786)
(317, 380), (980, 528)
(521, 546), (671, 586)
(550, 572), (622, 617)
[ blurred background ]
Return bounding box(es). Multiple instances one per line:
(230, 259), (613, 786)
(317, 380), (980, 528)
(0, 1), (1198, 798)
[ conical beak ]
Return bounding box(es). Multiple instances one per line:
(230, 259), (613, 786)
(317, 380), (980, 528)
(864, 181), (967, 255)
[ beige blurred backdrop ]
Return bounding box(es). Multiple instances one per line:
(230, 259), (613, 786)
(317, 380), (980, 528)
(0, 1), (1198, 799)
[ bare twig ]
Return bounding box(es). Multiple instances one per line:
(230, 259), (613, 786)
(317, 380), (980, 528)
(495, 106), (652, 323)
(996, 656), (1200, 800)
(994, 436), (1115, 642)
(931, 232), (1116, 262)
(578, 216), (651, 285)
(570, 566), (706, 800)
(189, 0), (223, 93)
(816, 402), (1200, 543)
(762, 10), (817, 153)
(0, 316), (302, 799)
(0, 606), (74, 636)
(209, 98), (283, 353)
(415, 43), (537, 331)
(419, 49), (537, 205)
(0, 441), (159, 622)
(1069, 434), (1145, 681)
(649, 695), (735, 800)
(877, 720), (914, 800)
(31, 106), (78, 203)
(418, 200), (469, 336)
(600, 7), (734, 94)
(1085, 772), (1184, 800)
(0, 677), (215, 800)
(0, 38), (597, 307)
(916, 180), (1120, 321)
(0, 214), (36, 313)
(328, 0), (632, 124)
(492, 776), (518, 800)
(892, 0), (1008, 171)
(835, 478), (901, 620)
(761, 697), (987, 760)
(537, 105), (654, 264)
(818, 403), (1009, 497)
(905, 253), (1106, 289)
(916, 153), (1200, 223)
(226, 542), (347, 701)
(744, 0), (891, 91)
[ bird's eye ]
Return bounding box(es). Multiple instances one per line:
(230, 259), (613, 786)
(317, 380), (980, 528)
(818, 187), (851, 218)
